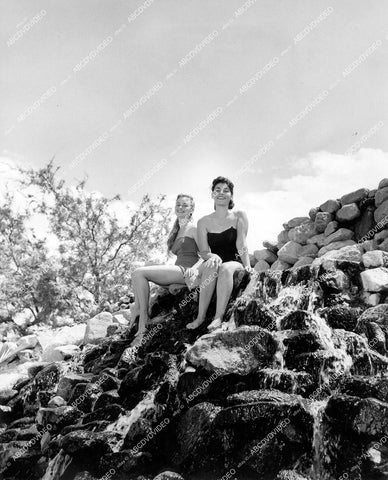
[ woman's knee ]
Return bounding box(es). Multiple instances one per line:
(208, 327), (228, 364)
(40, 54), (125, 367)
(218, 264), (235, 279)
(132, 267), (146, 281)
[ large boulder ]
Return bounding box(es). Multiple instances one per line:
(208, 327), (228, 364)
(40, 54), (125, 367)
(336, 203), (360, 222)
(254, 249), (277, 264)
(360, 267), (388, 292)
(278, 242), (303, 265)
(186, 327), (277, 375)
(376, 186), (388, 207)
(42, 344), (80, 362)
(314, 212), (333, 234)
(362, 250), (388, 268)
(319, 199), (341, 214)
(340, 188), (369, 205)
(84, 312), (114, 345)
(317, 240), (357, 257)
(374, 199), (388, 223)
(172, 402), (221, 471)
(284, 217), (310, 229)
(288, 222), (317, 245)
(323, 228), (354, 246)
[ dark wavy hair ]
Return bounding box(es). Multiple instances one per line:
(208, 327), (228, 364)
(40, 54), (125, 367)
(211, 176), (234, 210)
(167, 194), (195, 252)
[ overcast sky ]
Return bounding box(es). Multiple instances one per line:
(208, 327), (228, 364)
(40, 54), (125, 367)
(1, 0), (388, 250)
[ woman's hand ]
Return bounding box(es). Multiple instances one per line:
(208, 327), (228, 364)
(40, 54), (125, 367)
(244, 265), (255, 275)
(204, 254), (222, 269)
(183, 267), (196, 278)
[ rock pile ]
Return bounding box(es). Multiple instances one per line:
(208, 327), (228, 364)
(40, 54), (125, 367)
(252, 179), (388, 276)
(1, 181), (388, 480)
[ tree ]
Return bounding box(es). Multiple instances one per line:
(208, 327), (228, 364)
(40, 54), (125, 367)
(16, 160), (171, 316)
(0, 192), (66, 324)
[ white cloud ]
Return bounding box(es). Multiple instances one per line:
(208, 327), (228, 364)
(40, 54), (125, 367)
(241, 148), (388, 250)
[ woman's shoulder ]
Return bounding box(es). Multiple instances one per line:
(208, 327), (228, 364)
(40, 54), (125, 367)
(185, 224), (197, 237)
(197, 214), (213, 227)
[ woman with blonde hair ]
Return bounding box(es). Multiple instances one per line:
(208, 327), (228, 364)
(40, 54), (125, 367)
(186, 176), (253, 331)
(130, 194), (203, 344)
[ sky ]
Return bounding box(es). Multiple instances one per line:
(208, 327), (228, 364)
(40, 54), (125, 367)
(1, 0), (388, 251)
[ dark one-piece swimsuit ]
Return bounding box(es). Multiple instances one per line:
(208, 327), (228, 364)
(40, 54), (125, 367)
(207, 226), (243, 264)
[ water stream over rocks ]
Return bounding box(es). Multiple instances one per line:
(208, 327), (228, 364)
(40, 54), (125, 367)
(1, 250), (388, 480)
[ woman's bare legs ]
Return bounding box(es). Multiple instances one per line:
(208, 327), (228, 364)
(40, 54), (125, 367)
(207, 261), (245, 331)
(131, 265), (186, 339)
(186, 265), (218, 329)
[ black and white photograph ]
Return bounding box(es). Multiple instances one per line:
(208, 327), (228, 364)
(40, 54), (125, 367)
(1, 1), (388, 479)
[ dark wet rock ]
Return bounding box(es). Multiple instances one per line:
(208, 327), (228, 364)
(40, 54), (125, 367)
(36, 405), (83, 430)
(240, 435), (307, 479)
(332, 329), (370, 358)
(171, 402), (222, 472)
(94, 371), (118, 391)
(255, 369), (315, 397)
(357, 304), (388, 327)
(60, 429), (115, 457)
(338, 376), (388, 402)
(275, 470), (312, 480)
(27, 362), (49, 379)
(321, 305), (363, 331)
(8, 416), (35, 429)
(284, 331), (328, 367)
(325, 394), (388, 436)
(292, 349), (352, 381)
(73, 472), (96, 480)
(93, 390), (120, 410)
(82, 403), (124, 423)
(0, 440), (42, 479)
(211, 390), (313, 478)
(99, 449), (152, 474)
(279, 310), (313, 330)
(356, 304), (388, 355)
(177, 369), (216, 404)
(119, 352), (178, 410)
(83, 344), (110, 373)
(56, 373), (93, 400)
(0, 389), (18, 405)
(215, 390), (313, 442)
(186, 327), (277, 375)
(37, 390), (52, 408)
(233, 298), (276, 329)
(153, 472), (185, 480)
(0, 405), (12, 423)
(68, 382), (103, 413)
(61, 420), (111, 436)
(319, 270), (350, 293)
(12, 377), (30, 391)
(90, 337), (134, 374)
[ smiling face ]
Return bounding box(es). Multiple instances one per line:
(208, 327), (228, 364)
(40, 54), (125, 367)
(212, 182), (233, 206)
(175, 195), (194, 220)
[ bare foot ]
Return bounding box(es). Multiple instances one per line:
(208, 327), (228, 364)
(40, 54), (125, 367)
(186, 318), (205, 329)
(222, 318), (236, 331)
(207, 318), (222, 332)
(130, 329), (146, 347)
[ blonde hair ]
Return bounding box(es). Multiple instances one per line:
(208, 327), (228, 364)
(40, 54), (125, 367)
(167, 194), (195, 252)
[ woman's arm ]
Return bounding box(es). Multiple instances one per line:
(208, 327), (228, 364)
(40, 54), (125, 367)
(187, 226), (204, 269)
(236, 212), (250, 267)
(197, 218), (212, 261)
(197, 217), (222, 266)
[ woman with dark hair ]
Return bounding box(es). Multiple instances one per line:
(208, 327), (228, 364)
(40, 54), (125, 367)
(130, 194), (203, 344)
(186, 176), (253, 331)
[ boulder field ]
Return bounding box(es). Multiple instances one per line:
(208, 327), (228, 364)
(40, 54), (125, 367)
(2, 180), (388, 480)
